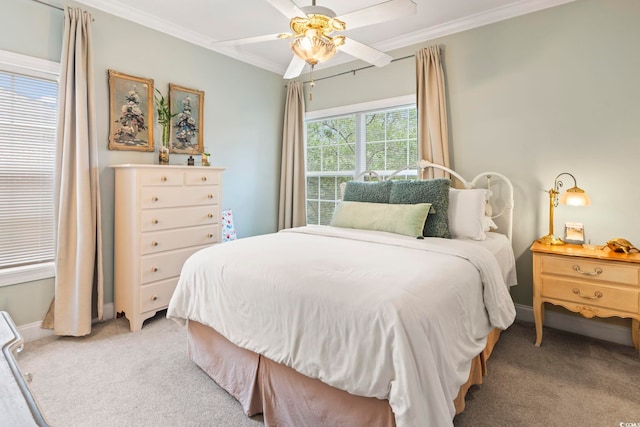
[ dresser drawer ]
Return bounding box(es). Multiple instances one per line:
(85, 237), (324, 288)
(540, 255), (639, 286)
(141, 186), (219, 209)
(140, 246), (205, 284)
(140, 169), (183, 186)
(185, 170), (221, 186)
(139, 277), (178, 313)
(141, 224), (220, 255)
(141, 205), (219, 232)
(541, 276), (640, 313)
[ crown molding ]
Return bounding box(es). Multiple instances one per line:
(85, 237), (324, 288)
(376, 0), (577, 52)
(75, 0), (576, 77)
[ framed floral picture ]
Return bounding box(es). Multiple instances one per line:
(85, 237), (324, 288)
(169, 83), (204, 154)
(108, 70), (154, 151)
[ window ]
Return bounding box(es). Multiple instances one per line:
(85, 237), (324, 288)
(305, 96), (418, 225)
(0, 50), (59, 287)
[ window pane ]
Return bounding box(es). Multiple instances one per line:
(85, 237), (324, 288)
(305, 103), (417, 225)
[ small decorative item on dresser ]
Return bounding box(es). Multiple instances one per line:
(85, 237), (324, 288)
(154, 88), (175, 165)
(202, 151), (211, 166)
(601, 238), (639, 254)
(187, 155), (195, 166)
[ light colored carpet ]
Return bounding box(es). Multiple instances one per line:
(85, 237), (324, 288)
(18, 313), (640, 426)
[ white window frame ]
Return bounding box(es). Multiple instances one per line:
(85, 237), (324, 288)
(0, 50), (59, 288)
(305, 95), (417, 225)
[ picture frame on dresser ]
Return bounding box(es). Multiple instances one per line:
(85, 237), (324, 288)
(564, 222), (585, 244)
(169, 83), (204, 154)
(108, 70), (155, 151)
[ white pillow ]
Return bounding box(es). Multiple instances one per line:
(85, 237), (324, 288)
(448, 188), (497, 240)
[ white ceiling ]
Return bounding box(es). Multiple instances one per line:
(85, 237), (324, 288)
(75, 0), (574, 78)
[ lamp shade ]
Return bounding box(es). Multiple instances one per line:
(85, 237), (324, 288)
(559, 186), (591, 206)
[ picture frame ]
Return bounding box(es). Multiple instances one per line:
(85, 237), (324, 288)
(564, 222), (585, 244)
(169, 83), (204, 154)
(108, 70), (154, 151)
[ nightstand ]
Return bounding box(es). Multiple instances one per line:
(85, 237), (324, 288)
(531, 242), (640, 350)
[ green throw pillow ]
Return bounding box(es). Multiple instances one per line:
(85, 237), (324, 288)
(389, 179), (451, 238)
(330, 201), (431, 238)
(343, 180), (392, 204)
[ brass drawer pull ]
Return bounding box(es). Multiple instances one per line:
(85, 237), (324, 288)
(208, 213), (213, 218)
(201, 176), (207, 182)
(152, 196), (159, 202)
(152, 219), (159, 224)
(207, 233), (213, 238)
(207, 194), (213, 199)
(572, 287), (603, 300)
(151, 266), (158, 273)
(572, 265), (603, 276)
(161, 176), (167, 182)
(151, 241), (159, 247)
(151, 295), (158, 301)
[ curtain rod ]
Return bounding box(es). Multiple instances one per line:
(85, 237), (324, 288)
(32, 0), (64, 11)
(300, 54), (415, 85)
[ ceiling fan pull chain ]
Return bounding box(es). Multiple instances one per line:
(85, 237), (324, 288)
(309, 64), (315, 101)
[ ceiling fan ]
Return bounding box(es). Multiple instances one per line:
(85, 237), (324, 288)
(213, 0), (417, 79)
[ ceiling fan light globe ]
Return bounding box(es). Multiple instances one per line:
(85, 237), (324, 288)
(290, 32), (336, 65)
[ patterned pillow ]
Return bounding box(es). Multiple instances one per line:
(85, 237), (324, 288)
(342, 180), (393, 204)
(389, 179), (451, 238)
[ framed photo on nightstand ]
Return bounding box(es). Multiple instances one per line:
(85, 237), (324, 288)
(564, 222), (585, 244)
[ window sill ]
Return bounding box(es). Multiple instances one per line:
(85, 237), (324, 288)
(0, 263), (55, 288)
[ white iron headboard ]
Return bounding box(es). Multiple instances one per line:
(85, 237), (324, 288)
(340, 160), (515, 242)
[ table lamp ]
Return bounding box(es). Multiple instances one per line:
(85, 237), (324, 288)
(538, 172), (590, 245)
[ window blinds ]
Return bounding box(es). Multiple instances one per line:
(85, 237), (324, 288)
(0, 70), (57, 271)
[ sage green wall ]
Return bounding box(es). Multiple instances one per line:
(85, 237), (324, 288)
(0, 0), (285, 327)
(303, 0), (640, 307)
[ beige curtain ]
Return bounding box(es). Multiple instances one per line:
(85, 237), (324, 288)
(416, 45), (450, 178)
(277, 81), (306, 230)
(43, 8), (103, 336)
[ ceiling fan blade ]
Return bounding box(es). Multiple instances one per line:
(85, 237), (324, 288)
(338, 38), (392, 67)
(337, 0), (417, 31)
(266, 0), (306, 19)
(212, 33), (284, 47)
(283, 56), (307, 79)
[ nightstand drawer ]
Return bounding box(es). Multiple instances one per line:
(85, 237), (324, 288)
(541, 255), (639, 286)
(541, 276), (640, 313)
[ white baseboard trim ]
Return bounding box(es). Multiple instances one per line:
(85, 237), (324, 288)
(515, 303), (633, 347)
(18, 303), (115, 343)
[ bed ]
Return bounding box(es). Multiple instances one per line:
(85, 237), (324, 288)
(167, 160), (517, 427)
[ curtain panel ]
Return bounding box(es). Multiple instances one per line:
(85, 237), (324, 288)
(416, 46), (450, 178)
(277, 81), (306, 230)
(43, 8), (103, 336)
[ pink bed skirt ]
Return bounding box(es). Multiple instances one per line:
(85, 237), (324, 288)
(187, 320), (501, 426)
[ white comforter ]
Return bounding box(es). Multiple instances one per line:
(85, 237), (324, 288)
(167, 225), (516, 427)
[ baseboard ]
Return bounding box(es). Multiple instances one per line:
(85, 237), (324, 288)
(515, 303), (633, 347)
(18, 303), (115, 343)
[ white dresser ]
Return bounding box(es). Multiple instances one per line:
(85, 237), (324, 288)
(112, 164), (225, 331)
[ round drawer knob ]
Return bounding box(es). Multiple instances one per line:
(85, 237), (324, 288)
(152, 196), (159, 202)
(207, 233), (213, 238)
(161, 176), (167, 182)
(207, 194), (213, 199)
(151, 267), (158, 272)
(152, 241), (159, 247)
(208, 213), (213, 218)
(151, 295), (158, 301)
(152, 219), (159, 224)
(201, 176), (207, 182)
